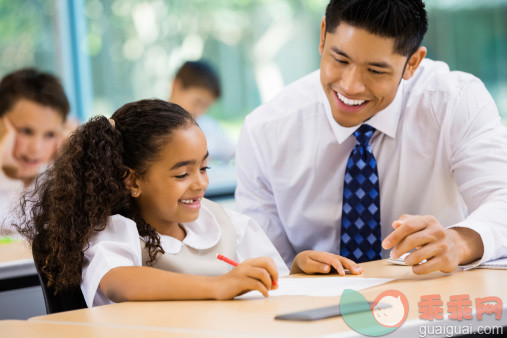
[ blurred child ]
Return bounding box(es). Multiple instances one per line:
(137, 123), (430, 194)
(16, 99), (361, 307)
(0, 68), (70, 232)
(169, 61), (235, 164)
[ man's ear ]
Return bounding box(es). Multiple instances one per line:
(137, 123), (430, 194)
(402, 46), (427, 80)
(319, 17), (326, 56)
(124, 168), (142, 198)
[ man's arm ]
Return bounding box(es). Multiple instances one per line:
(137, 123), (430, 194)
(235, 120), (296, 267)
(384, 78), (507, 273)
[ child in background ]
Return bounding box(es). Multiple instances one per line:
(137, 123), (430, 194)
(16, 99), (361, 307)
(169, 60), (235, 164)
(0, 68), (70, 233)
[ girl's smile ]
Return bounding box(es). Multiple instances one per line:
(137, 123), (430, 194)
(130, 124), (209, 237)
(179, 196), (203, 209)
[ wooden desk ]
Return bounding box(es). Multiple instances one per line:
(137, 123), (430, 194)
(28, 260), (507, 337)
(0, 240), (31, 263)
(0, 320), (225, 338)
(0, 240), (34, 280)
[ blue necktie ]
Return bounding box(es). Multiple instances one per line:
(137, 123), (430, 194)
(340, 124), (382, 263)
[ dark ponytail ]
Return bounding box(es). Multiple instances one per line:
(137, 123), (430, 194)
(16, 99), (196, 293)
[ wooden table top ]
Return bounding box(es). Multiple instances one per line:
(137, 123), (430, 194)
(29, 260), (507, 337)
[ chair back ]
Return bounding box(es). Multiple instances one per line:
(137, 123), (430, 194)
(33, 258), (87, 314)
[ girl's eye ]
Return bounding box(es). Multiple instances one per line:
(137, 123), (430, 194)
(44, 132), (56, 139)
(175, 173), (188, 179)
(200, 166), (210, 172)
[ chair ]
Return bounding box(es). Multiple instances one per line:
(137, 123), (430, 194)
(34, 258), (87, 314)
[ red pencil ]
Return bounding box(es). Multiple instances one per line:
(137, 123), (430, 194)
(216, 254), (278, 287)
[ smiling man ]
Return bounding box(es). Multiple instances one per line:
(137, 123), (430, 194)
(235, 0), (507, 274)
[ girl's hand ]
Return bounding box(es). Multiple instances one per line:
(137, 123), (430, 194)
(291, 250), (363, 275)
(212, 257), (279, 300)
(0, 116), (18, 169)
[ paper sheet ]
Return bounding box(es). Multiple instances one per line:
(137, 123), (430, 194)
(388, 253), (507, 270)
(236, 277), (393, 299)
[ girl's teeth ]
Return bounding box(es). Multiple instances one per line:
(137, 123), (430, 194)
(181, 198), (200, 204)
(337, 92), (366, 106)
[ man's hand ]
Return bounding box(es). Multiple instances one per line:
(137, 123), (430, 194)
(382, 214), (484, 274)
(291, 250), (363, 275)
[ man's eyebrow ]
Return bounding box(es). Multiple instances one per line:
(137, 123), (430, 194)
(331, 47), (350, 59)
(368, 61), (391, 69)
(331, 47), (392, 69)
(170, 151), (209, 170)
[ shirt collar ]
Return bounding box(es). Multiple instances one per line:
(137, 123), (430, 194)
(156, 203), (221, 254)
(320, 78), (404, 144)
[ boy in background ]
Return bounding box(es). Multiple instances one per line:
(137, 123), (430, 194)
(0, 68), (70, 233)
(169, 61), (235, 164)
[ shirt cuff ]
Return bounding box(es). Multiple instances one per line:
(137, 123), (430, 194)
(447, 220), (494, 270)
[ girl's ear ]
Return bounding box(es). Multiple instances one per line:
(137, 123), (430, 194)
(124, 168), (142, 198)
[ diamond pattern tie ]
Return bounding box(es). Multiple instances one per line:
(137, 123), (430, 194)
(340, 124), (382, 263)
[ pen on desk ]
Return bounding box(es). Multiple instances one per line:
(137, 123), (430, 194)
(216, 254), (278, 287)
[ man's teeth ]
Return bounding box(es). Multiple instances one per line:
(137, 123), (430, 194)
(337, 92), (366, 106)
(180, 199), (197, 204)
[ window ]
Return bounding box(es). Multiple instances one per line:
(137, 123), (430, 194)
(2, 0), (506, 124)
(0, 1), (58, 77)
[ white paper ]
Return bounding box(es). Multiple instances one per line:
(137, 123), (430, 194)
(480, 257), (507, 266)
(236, 277), (394, 299)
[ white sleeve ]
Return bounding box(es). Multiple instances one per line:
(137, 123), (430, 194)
(226, 208), (290, 276)
(448, 78), (507, 268)
(80, 215), (142, 307)
(235, 120), (296, 266)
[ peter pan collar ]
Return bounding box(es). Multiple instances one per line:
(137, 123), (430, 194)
(155, 203), (221, 254)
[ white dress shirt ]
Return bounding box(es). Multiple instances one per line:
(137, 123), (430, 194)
(235, 58), (507, 268)
(81, 204), (289, 307)
(0, 169), (24, 234)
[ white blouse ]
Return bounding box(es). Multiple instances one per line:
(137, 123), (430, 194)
(81, 204), (289, 307)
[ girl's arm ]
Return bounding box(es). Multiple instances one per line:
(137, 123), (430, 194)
(99, 257), (279, 302)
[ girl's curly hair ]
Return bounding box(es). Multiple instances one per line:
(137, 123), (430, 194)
(15, 99), (196, 293)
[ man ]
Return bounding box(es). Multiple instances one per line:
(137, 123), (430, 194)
(169, 60), (235, 164)
(235, 0), (507, 274)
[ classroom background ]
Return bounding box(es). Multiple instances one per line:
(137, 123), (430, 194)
(1, 0), (506, 130)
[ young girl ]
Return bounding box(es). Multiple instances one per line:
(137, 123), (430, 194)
(0, 68), (70, 233)
(17, 99), (361, 307)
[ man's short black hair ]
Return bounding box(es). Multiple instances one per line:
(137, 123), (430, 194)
(174, 60), (221, 98)
(325, 0), (428, 56)
(0, 68), (70, 120)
